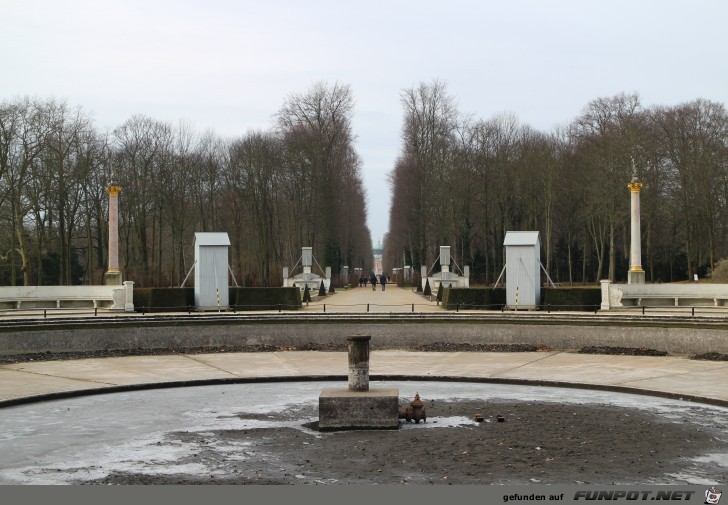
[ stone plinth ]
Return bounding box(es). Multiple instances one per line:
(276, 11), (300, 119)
(628, 270), (645, 285)
(104, 271), (123, 286)
(318, 387), (399, 430)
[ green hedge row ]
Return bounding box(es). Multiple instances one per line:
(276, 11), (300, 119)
(442, 288), (506, 310)
(134, 287), (194, 312)
(541, 288), (601, 311)
(442, 287), (601, 311)
(230, 287), (302, 311)
(134, 287), (302, 312)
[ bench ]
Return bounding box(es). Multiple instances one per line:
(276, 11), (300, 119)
(601, 280), (728, 309)
(0, 283), (134, 311)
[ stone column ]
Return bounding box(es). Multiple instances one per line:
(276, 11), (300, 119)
(104, 185), (123, 285)
(347, 335), (371, 392)
(124, 280), (135, 312)
(627, 177), (645, 284)
(600, 279), (612, 310)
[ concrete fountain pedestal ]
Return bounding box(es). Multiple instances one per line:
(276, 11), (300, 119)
(318, 335), (399, 430)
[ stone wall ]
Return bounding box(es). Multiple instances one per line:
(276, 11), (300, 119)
(0, 316), (726, 356)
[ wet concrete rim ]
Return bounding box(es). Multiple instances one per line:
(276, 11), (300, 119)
(2, 374), (726, 410)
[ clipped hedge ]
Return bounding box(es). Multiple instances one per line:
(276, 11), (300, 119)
(134, 287), (194, 312)
(134, 287), (302, 311)
(442, 287), (600, 311)
(541, 287), (601, 311)
(436, 282), (444, 302)
(423, 279), (432, 296)
(230, 287), (302, 311)
(442, 288), (506, 310)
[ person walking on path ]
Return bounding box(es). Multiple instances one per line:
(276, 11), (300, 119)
(370, 273), (378, 291)
(379, 273), (387, 291)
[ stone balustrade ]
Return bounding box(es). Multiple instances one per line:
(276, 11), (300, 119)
(601, 280), (728, 309)
(0, 282), (134, 311)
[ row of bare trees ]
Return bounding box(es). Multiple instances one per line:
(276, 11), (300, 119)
(385, 80), (728, 284)
(0, 82), (373, 287)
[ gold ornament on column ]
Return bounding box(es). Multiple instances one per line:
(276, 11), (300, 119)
(106, 185), (122, 197)
(627, 181), (643, 193)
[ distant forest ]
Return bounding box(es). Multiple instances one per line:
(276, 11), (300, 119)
(2, 80), (727, 288)
(0, 82), (372, 287)
(385, 80), (728, 284)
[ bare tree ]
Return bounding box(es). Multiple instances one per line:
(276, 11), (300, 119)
(42, 100), (96, 284)
(225, 131), (283, 286)
(572, 92), (644, 281)
(113, 115), (173, 285)
(655, 99), (728, 278)
(0, 98), (53, 285)
(276, 81), (361, 271)
(397, 79), (458, 267)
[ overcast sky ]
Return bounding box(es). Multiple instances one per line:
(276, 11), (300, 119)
(3, 0), (727, 245)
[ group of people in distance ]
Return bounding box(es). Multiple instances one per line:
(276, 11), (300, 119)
(359, 273), (388, 291)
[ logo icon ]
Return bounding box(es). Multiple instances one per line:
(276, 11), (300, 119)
(706, 487), (722, 505)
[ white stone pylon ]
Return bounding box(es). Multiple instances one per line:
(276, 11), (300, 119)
(627, 160), (645, 284)
(104, 185), (123, 285)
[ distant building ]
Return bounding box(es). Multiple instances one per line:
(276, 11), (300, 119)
(373, 240), (383, 275)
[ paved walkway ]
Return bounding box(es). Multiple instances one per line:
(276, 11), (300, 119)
(304, 285), (444, 312)
(2, 350), (727, 407)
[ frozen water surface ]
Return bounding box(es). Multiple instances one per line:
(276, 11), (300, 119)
(0, 381), (725, 484)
